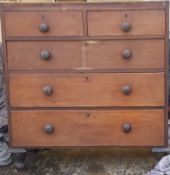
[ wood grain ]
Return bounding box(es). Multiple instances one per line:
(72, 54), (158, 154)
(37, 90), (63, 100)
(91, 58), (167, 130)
(9, 73), (165, 107)
(7, 41), (82, 70)
(2, 2), (166, 11)
(11, 109), (165, 147)
(4, 11), (84, 36)
(7, 39), (165, 70)
(1, 2), (167, 147)
(85, 39), (165, 69)
(88, 10), (165, 36)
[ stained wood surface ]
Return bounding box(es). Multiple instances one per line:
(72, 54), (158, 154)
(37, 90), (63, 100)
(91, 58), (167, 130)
(11, 109), (165, 147)
(4, 11), (84, 36)
(1, 2), (167, 147)
(7, 41), (82, 70)
(2, 1), (166, 10)
(88, 10), (165, 36)
(85, 39), (165, 69)
(7, 39), (165, 70)
(9, 73), (165, 107)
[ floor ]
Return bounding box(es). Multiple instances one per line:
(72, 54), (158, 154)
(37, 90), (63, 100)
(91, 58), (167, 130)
(0, 148), (164, 175)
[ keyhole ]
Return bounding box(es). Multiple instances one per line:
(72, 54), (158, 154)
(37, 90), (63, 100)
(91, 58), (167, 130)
(41, 15), (46, 22)
(125, 14), (127, 18)
(86, 113), (90, 117)
(85, 77), (89, 81)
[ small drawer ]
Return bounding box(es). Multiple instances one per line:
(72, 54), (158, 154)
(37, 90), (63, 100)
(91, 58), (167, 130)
(9, 73), (165, 107)
(4, 11), (84, 37)
(11, 109), (165, 147)
(7, 41), (82, 70)
(85, 39), (164, 69)
(87, 10), (165, 36)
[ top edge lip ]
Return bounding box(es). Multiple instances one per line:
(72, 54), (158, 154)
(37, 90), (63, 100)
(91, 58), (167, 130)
(0, 0), (167, 5)
(0, 1), (166, 7)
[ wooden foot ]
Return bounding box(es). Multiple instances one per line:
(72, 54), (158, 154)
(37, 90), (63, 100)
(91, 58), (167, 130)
(13, 152), (26, 170)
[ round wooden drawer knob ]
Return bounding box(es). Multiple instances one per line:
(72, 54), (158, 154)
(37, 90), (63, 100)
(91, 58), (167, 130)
(122, 49), (132, 59)
(122, 85), (132, 95)
(121, 21), (131, 32)
(43, 124), (55, 134)
(40, 50), (51, 61)
(39, 23), (49, 33)
(122, 122), (132, 133)
(42, 86), (53, 96)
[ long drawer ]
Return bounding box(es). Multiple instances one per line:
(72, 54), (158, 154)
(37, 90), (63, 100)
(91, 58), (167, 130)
(87, 10), (165, 36)
(4, 11), (84, 37)
(9, 73), (165, 107)
(7, 39), (164, 70)
(11, 109), (165, 147)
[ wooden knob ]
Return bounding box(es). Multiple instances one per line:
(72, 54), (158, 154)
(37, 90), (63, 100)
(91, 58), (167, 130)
(122, 49), (132, 59)
(40, 50), (51, 60)
(42, 86), (53, 96)
(39, 23), (49, 32)
(43, 124), (55, 134)
(122, 122), (132, 133)
(121, 21), (131, 32)
(122, 85), (132, 95)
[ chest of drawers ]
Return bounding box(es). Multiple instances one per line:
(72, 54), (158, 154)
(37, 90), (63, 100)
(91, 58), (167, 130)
(1, 1), (169, 147)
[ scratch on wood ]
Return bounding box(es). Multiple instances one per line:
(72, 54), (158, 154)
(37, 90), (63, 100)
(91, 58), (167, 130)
(81, 41), (87, 68)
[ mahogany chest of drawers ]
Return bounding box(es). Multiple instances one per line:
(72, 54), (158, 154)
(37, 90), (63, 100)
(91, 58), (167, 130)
(0, 1), (169, 147)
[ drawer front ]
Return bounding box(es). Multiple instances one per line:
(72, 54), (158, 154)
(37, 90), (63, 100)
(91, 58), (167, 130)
(88, 10), (165, 36)
(7, 41), (82, 70)
(7, 40), (164, 70)
(5, 11), (83, 37)
(9, 73), (165, 107)
(85, 39), (164, 69)
(11, 110), (165, 147)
